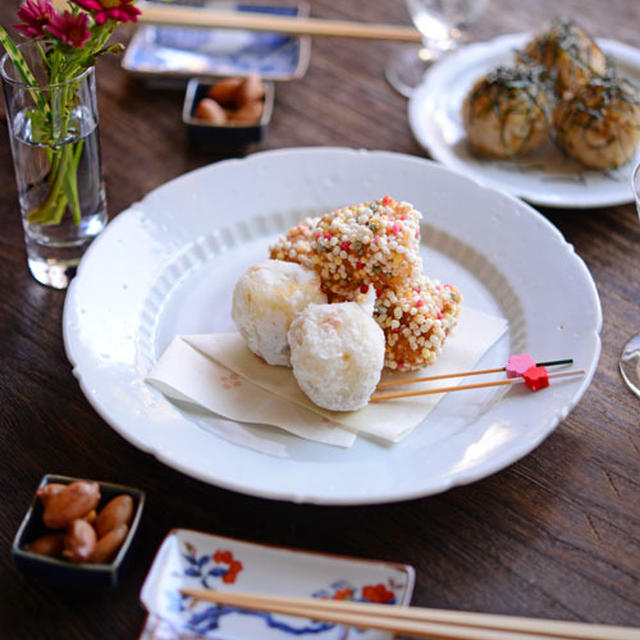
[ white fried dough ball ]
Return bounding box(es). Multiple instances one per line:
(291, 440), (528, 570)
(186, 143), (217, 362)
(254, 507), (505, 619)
(462, 65), (555, 158)
(288, 301), (385, 411)
(554, 75), (640, 169)
(232, 260), (327, 366)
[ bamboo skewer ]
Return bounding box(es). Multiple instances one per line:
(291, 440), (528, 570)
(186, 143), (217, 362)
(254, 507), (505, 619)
(369, 369), (585, 403)
(180, 588), (640, 640)
(376, 359), (574, 389)
(52, 0), (423, 42)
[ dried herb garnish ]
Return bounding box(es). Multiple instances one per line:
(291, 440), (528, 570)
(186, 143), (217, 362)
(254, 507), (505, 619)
(520, 18), (607, 94)
(465, 64), (555, 156)
(554, 72), (640, 166)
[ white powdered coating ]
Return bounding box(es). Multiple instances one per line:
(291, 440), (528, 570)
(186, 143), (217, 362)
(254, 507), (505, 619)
(288, 301), (385, 411)
(232, 260), (327, 366)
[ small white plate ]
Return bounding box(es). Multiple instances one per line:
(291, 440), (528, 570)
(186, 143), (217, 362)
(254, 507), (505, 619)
(408, 33), (640, 208)
(63, 148), (601, 505)
(139, 528), (415, 640)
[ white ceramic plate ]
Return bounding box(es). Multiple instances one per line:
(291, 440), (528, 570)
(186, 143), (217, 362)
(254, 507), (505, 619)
(408, 33), (640, 208)
(139, 528), (414, 640)
(63, 148), (601, 505)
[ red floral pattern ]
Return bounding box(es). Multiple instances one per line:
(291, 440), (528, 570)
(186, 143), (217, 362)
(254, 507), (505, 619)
(362, 583), (395, 603)
(220, 372), (242, 390)
(332, 587), (354, 600)
(213, 549), (244, 583)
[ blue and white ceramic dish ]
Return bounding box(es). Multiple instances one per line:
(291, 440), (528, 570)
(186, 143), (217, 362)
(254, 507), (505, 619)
(122, 1), (311, 84)
(139, 528), (415, 639)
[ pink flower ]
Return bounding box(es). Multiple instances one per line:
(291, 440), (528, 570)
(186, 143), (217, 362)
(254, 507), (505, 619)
(13, 0), (56, 40)
(71, 0), (141, 25)
(44, 11), (91, 48)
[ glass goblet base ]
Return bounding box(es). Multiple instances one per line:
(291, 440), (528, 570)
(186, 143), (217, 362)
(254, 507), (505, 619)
(384, 44), (436, 98)
(620, 332), (640, 397)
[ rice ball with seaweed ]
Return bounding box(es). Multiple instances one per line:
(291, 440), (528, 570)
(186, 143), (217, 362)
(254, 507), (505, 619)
(554, 74), (640, 169)
(519, 18), (606, 96)
(462, 64), (555, 158)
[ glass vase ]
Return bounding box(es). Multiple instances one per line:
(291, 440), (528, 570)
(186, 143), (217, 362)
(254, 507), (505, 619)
(1, 43), (107, 289)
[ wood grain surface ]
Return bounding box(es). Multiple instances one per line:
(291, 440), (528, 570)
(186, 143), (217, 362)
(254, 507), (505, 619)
(0, 1), (639, 639)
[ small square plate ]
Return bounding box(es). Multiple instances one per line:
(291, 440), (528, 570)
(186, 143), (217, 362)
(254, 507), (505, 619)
(139, 528), (415, 639)
(12, 474), (145, 588)
(122, 1), (311, 85)
(183, 77), (274, 149)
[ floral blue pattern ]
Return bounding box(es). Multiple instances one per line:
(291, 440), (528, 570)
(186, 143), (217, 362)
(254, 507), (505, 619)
(173, 542), (398, 637)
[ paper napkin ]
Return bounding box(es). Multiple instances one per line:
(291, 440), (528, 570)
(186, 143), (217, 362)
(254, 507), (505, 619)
(147, 306), (507, 449)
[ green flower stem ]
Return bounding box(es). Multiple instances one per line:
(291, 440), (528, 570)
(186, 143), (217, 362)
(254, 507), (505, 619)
(66, 139), (84, 225)
(1, 15), (125, 227)
(0, 26), (50, 115)
(26, 139), (84, 225)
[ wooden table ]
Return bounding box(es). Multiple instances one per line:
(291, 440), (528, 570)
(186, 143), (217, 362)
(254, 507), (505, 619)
(1, 1), (639, 638)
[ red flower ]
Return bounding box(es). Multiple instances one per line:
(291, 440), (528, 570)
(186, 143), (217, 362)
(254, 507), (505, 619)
(44, 10), (91, 47)
(13, 0), (55, 40)
(362, 584), (394, 604)
(71, 0), (141, 25)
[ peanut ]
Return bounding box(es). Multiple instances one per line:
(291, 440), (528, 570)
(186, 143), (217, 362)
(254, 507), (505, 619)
(227, 100), (264, 125)
(36, 483), (66, 506)
(193, 98), (227, 126)
(91, 524), (129, 564)
(62, 519), (97, 563)
(42, 481), (101, 529)
(95, 494), (134, 538)
(26, 532), (65, 557)
(235, 74), (265, 106)
(207, 77), (242, 106)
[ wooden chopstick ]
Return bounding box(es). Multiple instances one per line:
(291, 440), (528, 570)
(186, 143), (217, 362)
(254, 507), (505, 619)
(132, 2), (423, 42)
(369, 369), (585, 402)
(51, 0), (421, 40)
(180, 588), (640, 640)
(376, 359), (574, 389)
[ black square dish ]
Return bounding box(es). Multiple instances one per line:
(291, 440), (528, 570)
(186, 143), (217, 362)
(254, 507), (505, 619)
(12, 474), (145, 588)
(183, 77), (274, 149)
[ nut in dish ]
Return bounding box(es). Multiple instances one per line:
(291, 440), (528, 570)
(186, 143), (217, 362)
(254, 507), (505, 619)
(12, 474), (144, 587)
